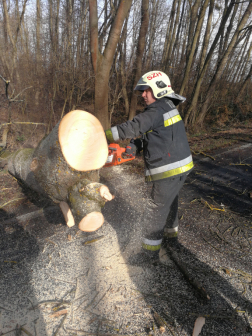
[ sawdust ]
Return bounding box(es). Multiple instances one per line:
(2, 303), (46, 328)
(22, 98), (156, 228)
(0, 143), (252, 335)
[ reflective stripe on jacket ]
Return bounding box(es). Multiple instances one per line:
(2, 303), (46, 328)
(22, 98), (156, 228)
(105, 97), (193, 182)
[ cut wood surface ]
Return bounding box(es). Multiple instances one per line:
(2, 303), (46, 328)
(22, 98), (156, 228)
(8, 110), (113, 231)
(59, 110), (108, 171)
(78, 211), (104, 232)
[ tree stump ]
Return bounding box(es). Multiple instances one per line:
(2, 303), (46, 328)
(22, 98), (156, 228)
(8, 110), (113, 231)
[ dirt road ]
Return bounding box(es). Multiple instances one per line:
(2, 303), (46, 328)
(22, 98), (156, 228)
(0, 142), (252, 336)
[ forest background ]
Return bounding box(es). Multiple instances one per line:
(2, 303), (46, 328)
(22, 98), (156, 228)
(0, 0), (252, 142)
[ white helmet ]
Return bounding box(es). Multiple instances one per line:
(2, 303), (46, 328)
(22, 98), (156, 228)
(134, 70), (186, 104)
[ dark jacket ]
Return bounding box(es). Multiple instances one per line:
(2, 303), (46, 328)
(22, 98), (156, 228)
(105, 97), (193, 182)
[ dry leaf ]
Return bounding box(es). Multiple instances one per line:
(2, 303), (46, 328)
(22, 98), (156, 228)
(159, 326), (165, 334)
(224, 269), (231, 275)
(192, 317), (205, 336)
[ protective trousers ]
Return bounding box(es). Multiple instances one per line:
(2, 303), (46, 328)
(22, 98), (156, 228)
(141, 175), (186, 251)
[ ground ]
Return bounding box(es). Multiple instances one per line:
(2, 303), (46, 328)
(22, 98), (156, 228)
(0, 130), (252, 336)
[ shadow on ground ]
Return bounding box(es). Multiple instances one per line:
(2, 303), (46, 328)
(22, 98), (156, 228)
(0, 208), (47, 335)
(101, 170), (252, 335)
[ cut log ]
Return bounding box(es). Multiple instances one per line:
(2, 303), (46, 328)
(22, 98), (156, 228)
(68, 180), (113, 231)
(8, 110), (113, 231)
(58, 110), (108, 171)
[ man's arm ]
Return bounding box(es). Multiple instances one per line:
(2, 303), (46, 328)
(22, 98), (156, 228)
(105, 108), (156, 143)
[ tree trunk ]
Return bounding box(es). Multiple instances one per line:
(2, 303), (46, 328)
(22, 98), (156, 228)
(217, 0), (229, 63)
(164, 0), (182, 74)
(145, 0), (158, 70)
(170, 0), (186, 68)
(119, 19), (130, 117)
(198, 0), (215, 74)
(235, 63), (252, 103)
(186, 0), (201, 58)
(89, 0), (133, 129)
(179, 0), (209, 96)
(8, 111), (113, 232)
(161, 0), (177, 66)
(237, 40), (252, 83)
(128, 0), (149, 121)
(36, 0), (41, 69)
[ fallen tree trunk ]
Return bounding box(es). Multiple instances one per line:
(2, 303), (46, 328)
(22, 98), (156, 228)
(8, 110), (113, 231)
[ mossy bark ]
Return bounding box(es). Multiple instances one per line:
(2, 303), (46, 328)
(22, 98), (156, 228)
(68, 180), (106, 225)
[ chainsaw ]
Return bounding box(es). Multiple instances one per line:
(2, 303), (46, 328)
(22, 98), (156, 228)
(104, 143), (135, 167)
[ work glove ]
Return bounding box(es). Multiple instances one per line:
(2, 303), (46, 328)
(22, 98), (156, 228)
(131, 138), (143, 154)
(122, 142), (137, 158)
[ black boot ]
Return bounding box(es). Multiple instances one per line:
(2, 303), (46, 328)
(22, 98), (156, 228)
(162, 236), (181, 252)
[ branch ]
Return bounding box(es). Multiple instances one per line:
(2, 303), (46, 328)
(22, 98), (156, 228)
(165, 245), (211, 301)
(0, 122), (47, 131)
(0, 74), (10, 99)
(10, 86), (33, 102)
(103, 0), (132, 62)
(239, 24), (252, 33)
(0, 74), (8, 83)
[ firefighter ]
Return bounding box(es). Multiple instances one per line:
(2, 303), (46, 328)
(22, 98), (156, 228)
(105, 71), (193, 263)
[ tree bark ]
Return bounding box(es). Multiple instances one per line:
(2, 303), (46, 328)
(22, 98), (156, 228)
(89, 0), (133, 129)
(235, 63), (252, 103)
(119, 18), (130, 117)
(164, 0), (182, 73)
(145, 0), (158, 70)
(128, 0), (149, 121)
(161, 0), (177, 66)
(170, 0), (186, 68)
(179, 0), (209, 96)
(199, 0), (215, 74)
(237, 40), (252, 83)
(8, 111), (113, 232)
(36, 0), (41, 69)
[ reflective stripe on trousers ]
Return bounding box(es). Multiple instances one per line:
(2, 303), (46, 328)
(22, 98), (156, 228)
(142, 238), (162, 251)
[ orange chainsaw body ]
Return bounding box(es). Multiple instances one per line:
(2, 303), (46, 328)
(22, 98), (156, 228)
(104, 143), (135, 167)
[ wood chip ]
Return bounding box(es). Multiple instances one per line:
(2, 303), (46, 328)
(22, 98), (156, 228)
(192, 317), (205, 336)
(50, 309), (68, 318)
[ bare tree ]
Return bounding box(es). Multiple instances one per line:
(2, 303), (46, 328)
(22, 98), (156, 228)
(89, 0), (133, 129)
